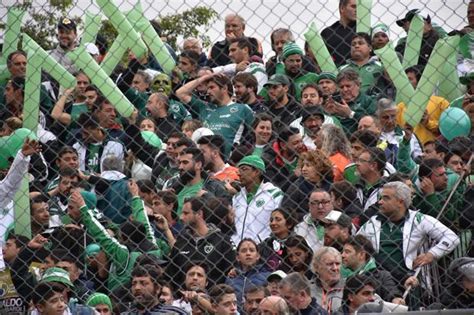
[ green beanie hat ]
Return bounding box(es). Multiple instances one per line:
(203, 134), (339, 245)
(237, 155), (266, 173)
(86, 293), (113, 311)
(371, 23), (389, 39)
(41, 267), (74, 288)
(281, 42), (303, 60)
(316, 72), (337, 83)
(141, 130), (162, 149)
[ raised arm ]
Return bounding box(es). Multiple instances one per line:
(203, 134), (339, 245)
(69, 190), (130, 274)
(176, 73), (214, 104)
(50, 89), (73, 125)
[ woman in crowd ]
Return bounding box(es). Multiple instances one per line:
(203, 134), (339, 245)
(259, 208), (298, 272)
(282, 149), (334, 221)
(283, 235), (314, 278)
(230, 113), (274, 164)
(226, 238), (271, 308)
(317, 124), (352, 182)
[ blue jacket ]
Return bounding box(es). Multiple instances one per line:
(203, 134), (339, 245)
(225, 263), (271, 306)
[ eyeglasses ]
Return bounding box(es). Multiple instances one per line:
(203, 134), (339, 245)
(309, 200), (331, 206)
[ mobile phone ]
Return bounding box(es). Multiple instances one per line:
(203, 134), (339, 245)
(331, 94), (342, 103)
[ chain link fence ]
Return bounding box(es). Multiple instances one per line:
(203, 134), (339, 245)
(0, 0), (473, 314)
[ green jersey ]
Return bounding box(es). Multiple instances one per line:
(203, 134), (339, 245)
(339, 60), (384, 94)
(188, 96), (254, 155)
(292, 72), (319, 101)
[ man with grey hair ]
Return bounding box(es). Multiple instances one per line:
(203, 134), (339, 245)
(182, 37), (207, 66)
(311, 247), (344, 313)
(207, 13), (262, 67)
(279, 272), (328, 315)
(79, 155), (133, 223)
(358, 181), (459, 299)
(258, 295), (290, 315)
(376, 97), (422, 164)
(325, 69), (377, 135)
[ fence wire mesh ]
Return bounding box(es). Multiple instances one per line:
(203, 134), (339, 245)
(0, 0), (473, 314)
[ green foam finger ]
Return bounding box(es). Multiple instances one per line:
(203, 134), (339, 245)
(126, 3), (176, 75)
(404, 36), (459, 126)
(375, 44), (415, 105)
(96, 0), (148, 59)
(439, 37), (463, 102)
(356, 0), (372, 33)
(1, 7), (25, 64)
(100, 34), (127, 76)
(22, 34), (76, 89)
(402, 14), (424, 69)
(81, 11), (103, 45)
(67, 45), (136, 117)
(303, 22), (337, 74)
(23, 54), (42, 133)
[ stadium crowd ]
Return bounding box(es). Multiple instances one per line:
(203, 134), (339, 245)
(0, 0), (474, 314)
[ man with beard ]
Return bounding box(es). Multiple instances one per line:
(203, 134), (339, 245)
(167, 197), (234, 287)
(289, 84), (341, 149)
(176, 72), (254, 156)
(233, 72), (266, 113)
(49, 18), (78, 73)
(173, 147), (230, 217)
(262, 127), (306, 190)
(154, 134), (193, 190)
(413, 158), (461, 229)
(213, 37), (267, 93)
(47, 167), (80, 227)
(243, 285), (269, 315)
(264, 74), (302, 133)
(323, 210), (352, 251)
(279, 42), (318, 102)
(123, 264), (187, 314)
(145, 92), (188, 140)
(197, 135), (239, 183)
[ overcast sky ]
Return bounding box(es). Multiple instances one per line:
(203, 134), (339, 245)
(0, 0), (468, 58)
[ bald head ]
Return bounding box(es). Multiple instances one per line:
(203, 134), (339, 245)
(259, 296), (289, 315)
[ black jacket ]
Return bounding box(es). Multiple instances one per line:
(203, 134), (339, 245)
(166, 224), (235, 288)
(207, 37), (261, 67)
(395, 29), (440, 67)
(282, 176), (332, 222)
(321, 20), (357, 67)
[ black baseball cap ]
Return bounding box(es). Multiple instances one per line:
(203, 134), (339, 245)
(396, 9), (431, 27)
(301, 106), (325, 123)
(58, 18), (77, 31)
